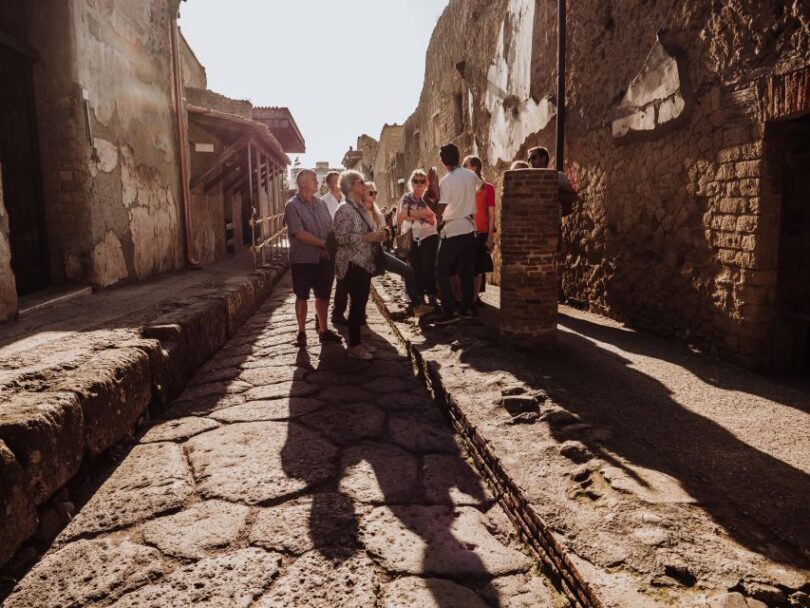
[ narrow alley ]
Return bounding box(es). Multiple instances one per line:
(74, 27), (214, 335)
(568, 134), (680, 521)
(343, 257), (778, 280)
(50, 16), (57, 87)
(2, 275), (559, 608)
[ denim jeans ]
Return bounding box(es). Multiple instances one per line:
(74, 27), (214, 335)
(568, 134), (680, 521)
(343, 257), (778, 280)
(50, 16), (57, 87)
(436, 231), (476, 314)
(345, 263), (372, 346)
(381, 250), (420, 305)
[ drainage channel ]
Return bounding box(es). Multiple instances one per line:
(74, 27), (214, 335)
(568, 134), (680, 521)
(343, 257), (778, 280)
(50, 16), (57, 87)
(372, 286), (603, 608)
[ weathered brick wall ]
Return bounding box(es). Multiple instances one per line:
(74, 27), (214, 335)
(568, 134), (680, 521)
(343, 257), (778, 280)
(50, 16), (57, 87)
(394, 0), (809, 369)
(500, 169), (559, 345)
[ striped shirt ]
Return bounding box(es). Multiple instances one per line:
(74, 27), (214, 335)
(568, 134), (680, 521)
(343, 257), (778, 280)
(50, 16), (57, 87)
(284, 193), (333, 264)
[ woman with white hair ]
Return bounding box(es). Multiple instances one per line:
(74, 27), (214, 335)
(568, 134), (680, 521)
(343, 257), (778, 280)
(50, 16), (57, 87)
(333, 170), (387, 360)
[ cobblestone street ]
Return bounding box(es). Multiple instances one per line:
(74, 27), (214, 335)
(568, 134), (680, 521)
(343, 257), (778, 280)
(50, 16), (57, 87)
(3, 276), (558, 608)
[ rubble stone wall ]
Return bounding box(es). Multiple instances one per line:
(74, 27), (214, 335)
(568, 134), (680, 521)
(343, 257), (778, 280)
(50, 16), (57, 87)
(395, 0), (809, 368)
(25, 0), (184, 289)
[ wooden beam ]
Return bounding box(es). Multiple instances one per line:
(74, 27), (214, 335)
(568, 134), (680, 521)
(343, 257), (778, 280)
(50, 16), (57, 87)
(203, 160), (241, 194)
(189, 133), (251, 191)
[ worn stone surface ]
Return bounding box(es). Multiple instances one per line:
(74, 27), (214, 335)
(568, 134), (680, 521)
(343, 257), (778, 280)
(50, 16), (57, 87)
(4, 278), (550, 606)
(388, 415), (459, 454)
(3, 539), (165, 608)
(0, 441), (37, 567)
(58, 442), (193, 540)
(300, 402), (385, 445)
(254, 551), (379, 608)
(361, 505), (531, 577)
(422, 455), (488, 506)
(210, 397), (325, 422)
(375, 275), (810, 608)
(110, 548), (280, 608)
(383, 577), (489, 608)
(141, 500), (250, 559)
(250, 493), (359, 556)
(140, 416), (221, 443)
(0, 392), (84, 504)
(56, 347), (152, 455)
(339, 443), (418, 504)
(186, 421), (338, 504)
(243, 380), (319, 402)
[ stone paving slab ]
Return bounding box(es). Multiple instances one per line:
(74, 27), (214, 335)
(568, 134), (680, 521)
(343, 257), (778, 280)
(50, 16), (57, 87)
(0, 253), (287, 568)
(2, 274), (560, 607)
(373, 274), (810, 608)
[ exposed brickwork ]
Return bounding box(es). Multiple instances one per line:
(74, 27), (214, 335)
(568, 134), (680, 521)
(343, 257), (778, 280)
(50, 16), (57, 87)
(499, 169), (559, 345)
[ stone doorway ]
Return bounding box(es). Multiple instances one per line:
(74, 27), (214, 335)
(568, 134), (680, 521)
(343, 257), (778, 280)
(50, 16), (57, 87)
(0, 41), (50, 295)
(770, 114), (810, 374)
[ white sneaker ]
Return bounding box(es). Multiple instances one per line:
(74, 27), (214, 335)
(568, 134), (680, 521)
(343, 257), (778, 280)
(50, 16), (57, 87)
(414, 303), (436, 317)
(347, 345), (373, 360)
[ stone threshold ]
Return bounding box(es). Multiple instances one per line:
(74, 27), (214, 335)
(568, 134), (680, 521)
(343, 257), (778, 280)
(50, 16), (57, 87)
(371, 278), (810, 608)
(0, 255), (288, 572)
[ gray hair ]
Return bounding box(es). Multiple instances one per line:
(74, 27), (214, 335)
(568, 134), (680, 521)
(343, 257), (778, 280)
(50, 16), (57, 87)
(408, 168), (428, 193)
(339, 170), (365, 197)
(295, 168), (316, 188)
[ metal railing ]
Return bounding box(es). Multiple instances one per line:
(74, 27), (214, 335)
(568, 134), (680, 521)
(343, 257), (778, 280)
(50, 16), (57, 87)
(249, 209), (287, 269)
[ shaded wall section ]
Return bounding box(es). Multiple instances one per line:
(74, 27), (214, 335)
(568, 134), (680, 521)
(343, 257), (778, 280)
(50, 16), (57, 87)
(0, 164), (17, 321)
(396, 0), (809, 369)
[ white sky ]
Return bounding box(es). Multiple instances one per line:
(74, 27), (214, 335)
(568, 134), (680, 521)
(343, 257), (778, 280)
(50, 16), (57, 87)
(179, 0), (449, 170)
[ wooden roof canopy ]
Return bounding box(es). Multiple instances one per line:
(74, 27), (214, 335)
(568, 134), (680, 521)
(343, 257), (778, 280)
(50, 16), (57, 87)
(253, 107), (306, 154)
(187, 105), (290, 193)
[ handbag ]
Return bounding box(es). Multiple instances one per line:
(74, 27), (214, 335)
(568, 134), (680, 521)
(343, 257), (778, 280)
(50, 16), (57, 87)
(395, 228), (413, 260)
(351, 203), (386, 276)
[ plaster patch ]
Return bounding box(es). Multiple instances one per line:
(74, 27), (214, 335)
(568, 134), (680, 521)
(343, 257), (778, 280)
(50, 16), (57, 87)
(121, 148), (138, 208)
(612, 36), (685, 138)
(485, 0), (555, 165)
(91, 138), (119, 175)
(90, 231), (129, 287)
(129, 197), (179, 280)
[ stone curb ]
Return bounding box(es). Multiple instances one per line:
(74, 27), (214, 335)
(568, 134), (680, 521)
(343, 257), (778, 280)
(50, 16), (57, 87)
(371, 286), (603, 608)
(0, 261), (288, 568)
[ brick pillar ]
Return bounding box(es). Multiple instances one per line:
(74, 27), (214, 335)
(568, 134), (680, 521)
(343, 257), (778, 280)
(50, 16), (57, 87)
(499, 168), (559, 346)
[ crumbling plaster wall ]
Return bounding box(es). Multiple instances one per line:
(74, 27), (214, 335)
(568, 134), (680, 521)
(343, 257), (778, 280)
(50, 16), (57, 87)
(401, 0), (809, 367)
(27, 0), (184, 289)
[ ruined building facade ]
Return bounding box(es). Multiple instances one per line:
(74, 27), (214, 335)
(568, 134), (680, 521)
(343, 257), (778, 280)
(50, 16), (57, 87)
(376, 0), (809, 371)
(0, 0), (302, 321)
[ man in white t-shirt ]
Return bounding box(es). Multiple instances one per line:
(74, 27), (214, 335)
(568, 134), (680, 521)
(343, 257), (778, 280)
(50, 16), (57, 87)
(431, 143), (482, 325)
(320, 171), (344, 220)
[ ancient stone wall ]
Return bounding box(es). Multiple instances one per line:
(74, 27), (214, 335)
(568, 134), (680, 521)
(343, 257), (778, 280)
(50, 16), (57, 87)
(25, 0), (184, 289)
(396, 0), (809, 368)
(372, 125), (405, 210)
(0, 164), (17, 321)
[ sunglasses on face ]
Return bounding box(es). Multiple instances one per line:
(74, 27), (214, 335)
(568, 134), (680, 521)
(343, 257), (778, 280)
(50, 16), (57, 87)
(412, 179), (427, 185)
(368, 191), (378, 196)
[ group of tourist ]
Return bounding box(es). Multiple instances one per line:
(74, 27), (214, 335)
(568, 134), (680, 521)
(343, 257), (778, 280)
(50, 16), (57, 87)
(283, 142), (577, 360)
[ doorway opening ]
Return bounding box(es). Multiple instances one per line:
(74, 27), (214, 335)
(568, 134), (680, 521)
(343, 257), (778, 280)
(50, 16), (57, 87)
(770, 114), (810, 374)
(0, 38), (50, 295)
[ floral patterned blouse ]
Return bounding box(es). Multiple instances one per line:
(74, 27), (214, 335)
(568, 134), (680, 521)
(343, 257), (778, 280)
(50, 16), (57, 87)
(333, 198), (377, 279)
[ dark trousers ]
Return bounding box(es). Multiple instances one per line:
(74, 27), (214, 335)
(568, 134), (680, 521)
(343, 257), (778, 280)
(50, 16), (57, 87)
(436, 232), (476, 315)
(409, 234), (438, 298)
(345, 263), (372, 346)
(333, 278), (348, 319)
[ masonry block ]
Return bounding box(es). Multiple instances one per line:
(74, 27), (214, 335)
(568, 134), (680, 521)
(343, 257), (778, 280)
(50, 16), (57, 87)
(499, 169), (559, 346)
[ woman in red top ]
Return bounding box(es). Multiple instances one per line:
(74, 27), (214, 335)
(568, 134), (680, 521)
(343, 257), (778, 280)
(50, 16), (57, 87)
(462, 156), (495, 310)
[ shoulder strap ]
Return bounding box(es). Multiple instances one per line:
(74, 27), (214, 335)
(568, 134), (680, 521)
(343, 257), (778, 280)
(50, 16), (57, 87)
(351, 202), (374, 233)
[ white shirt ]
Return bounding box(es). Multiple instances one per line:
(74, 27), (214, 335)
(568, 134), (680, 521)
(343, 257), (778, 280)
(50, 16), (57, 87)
(438, 167), (481, 237)
(321, 191), (343, 220)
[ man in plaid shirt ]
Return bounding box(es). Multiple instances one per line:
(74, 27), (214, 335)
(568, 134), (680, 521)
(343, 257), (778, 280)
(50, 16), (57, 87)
(528, 146), (579, 216)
